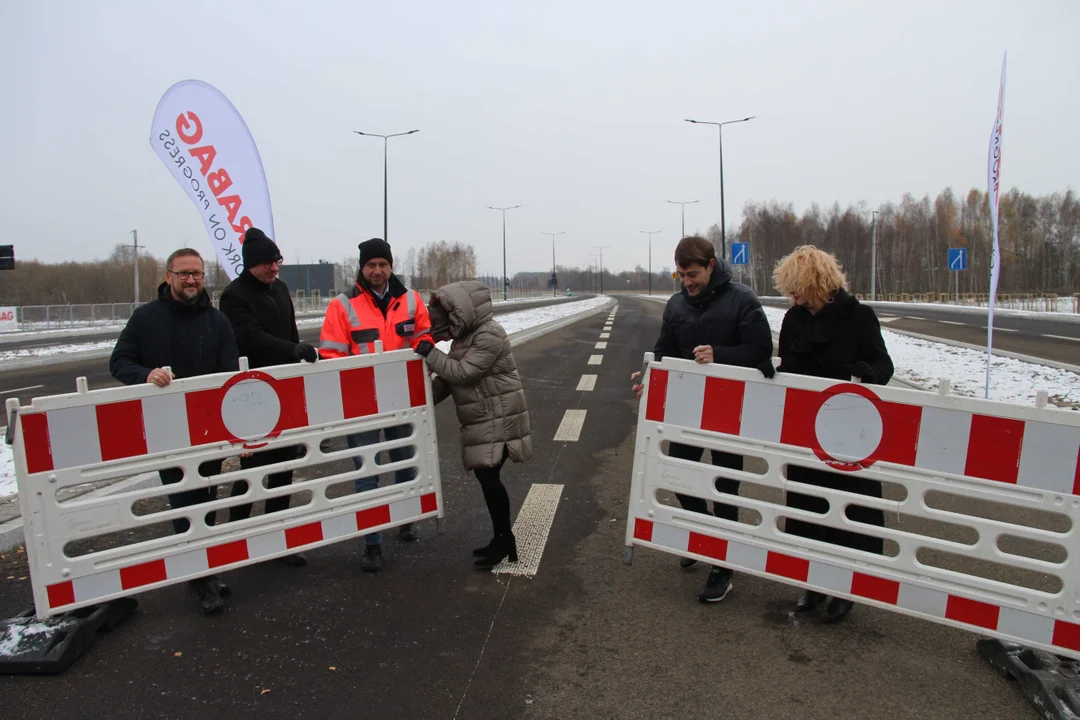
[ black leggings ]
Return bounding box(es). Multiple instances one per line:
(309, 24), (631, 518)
(475, 454), (512, 536)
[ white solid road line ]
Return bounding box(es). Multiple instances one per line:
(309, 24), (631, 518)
(576, 375), (597, 391)
(553, 409), (587, 441)
(939, 320), (965, 325)
(1046, 334), (1080, 342)
(1, 384), (44, 395)
(878, 317), (902, 324)
(595, 342), (608, 349)
(996, 327), (1019, 333)
(587, 355), (603, 365)
(493, 483), (564, 577)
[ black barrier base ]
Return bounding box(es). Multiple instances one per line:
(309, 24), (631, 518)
(979, 638), (1080, 720)
(0, 598), (137, 674)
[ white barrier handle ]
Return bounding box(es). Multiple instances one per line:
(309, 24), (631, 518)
(238, 357), (249, 371)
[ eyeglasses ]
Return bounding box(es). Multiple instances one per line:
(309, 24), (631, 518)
(261, 258), (283, 268)
(169, 270), (205, 280)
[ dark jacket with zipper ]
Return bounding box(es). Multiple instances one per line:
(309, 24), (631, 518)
(219, 270), (300, 368)
(110, 282), (239, 385)
(654, 260), (772, 367)
(776, 289), (894, 384)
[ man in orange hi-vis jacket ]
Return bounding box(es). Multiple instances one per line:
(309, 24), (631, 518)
(319, 238), (433, 572)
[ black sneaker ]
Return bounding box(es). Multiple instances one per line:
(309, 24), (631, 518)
(359, 544), (384, 572)
(697, 567), (733, 603)
(398, 523), (419, 543)
(189, 577), (224, 615)
(208, 575), (230, 597)
(680, 557), (699, 570)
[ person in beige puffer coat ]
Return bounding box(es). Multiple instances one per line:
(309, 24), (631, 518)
(415, 280), (533, 568)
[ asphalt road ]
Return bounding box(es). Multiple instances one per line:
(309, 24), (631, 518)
(0, 296), (589, 410)
(0, 296), (1035, 719)
(760, 297), (1080, 366)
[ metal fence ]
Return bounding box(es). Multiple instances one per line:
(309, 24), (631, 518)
(4, 294), (333, 333)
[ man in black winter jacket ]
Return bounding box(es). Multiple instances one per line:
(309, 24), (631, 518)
(219, 228), (316, 567)
(109, 247), (238, 615)
(633, 235), (772, 605)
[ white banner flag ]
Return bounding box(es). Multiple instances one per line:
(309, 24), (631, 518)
(150, 80), (274, 280)
(985, 52), (1006, 399)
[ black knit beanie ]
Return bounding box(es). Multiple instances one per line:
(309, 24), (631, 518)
(242, 228), (283, 270)
(358, 238), (393, 268)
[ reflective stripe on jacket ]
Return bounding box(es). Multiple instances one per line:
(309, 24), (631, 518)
(318, 276), (432, 358)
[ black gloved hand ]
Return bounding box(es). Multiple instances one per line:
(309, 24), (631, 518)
(415, 340), (434, 357)
(293, 342), (318, 363)
(756, 358), (777, 379)
(847, 361), (876, 383)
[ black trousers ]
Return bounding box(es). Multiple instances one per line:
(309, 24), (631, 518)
(229, 446), (299, 522)
(474, 450), (511, 536)
(668, 442), (742, 521)
(785, 465), (885, 554)
(159, 460), (224, 534)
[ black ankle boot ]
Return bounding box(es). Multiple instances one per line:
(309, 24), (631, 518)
(474, 533), (518, 569)
(796, 590), (827, 612)
(472, 536), (499, 557)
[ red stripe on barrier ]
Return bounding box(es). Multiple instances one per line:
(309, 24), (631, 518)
(965, 415), (1024, 484)
(633, 518), (653, 542)
(420, 492), (438, 514)
(873, 402), (922, 466)
(285, 522), (324, 548)
(96, 400), (148, 461)
(207, 539), (249, 568)
(47, 581), (75, 609)
(20, 412), (53, 474)
(120, 559), (167, 590)
(1072, 444), (1080, 497)
(765, 551), (810, 582)
(644, 369), (668, 423)
(273, 377), (310, 434)
(851, 572), (900, 604)
(688, 532), (727, 561)
(779, 388), (818, 451)
(185, 387), (230, 446)
(701, 377), (744, 435)
(945, 595), (1000, 630)
(356, 504), (392, 532)
(340, 367), (379, 418)
(1053, 620), (1080, 652)
(407, 359), (427, 407)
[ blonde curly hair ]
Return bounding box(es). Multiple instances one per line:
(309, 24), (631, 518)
(772, 245), (848, 307)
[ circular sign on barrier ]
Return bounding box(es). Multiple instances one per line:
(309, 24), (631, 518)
(809, 383), (885, 472)
(219, 371), (283, 448)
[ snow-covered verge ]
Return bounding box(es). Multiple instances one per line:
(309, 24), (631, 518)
(760, 306), (1080, 410)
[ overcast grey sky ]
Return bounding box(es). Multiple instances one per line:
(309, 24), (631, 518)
(2, 0), (1077, 277)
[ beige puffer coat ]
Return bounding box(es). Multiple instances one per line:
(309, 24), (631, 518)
(423, 281), (533, 471)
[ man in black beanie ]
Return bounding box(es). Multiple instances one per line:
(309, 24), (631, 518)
(219, 227), (318, 568)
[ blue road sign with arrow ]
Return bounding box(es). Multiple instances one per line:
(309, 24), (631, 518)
(731, 242), (749, 266)
(948, 248), (967, 271)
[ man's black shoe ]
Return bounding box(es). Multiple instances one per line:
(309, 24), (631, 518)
(697, 567), (733, 603)
(360, 544), (384, 572)
(796, 590), (827, 612)
(823, 598), (855, 623)
(398, 523), (419, 543)
(680, 557), (699, 570)
(190, 577), (224, 615)
(276, 553), (307, 568)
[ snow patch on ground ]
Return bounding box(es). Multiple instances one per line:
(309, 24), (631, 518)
(0, 444), (14, 499)
(0, 616), (76, 657)
(760, 306), (1080, 409)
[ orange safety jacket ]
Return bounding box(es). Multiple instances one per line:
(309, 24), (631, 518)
(318, 275), (433, 358)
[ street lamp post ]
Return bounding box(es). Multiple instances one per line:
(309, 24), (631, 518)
(666, 200), (699, 238)
(542, 231), (565, 297)
(353, 129), (419, 243)
(639, 230), (661, 295)
(488, 205), (521, 301)
(871, 210), (879, 301)
(592, 245), (610, 295)
(588, 253), (600, 294)
(685, 116), (755, 260)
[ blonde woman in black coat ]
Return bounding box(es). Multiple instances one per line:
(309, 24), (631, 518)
(764, 245), (894, 622)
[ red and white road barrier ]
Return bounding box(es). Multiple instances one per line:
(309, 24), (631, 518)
(9, 348), (442, 619)
(625, 354), (1080, 658)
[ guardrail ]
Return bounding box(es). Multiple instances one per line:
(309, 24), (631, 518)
(852, 293), (1079, 313)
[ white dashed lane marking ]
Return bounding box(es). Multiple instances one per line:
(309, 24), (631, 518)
(600, 333), (610, 339)
(587, 355), (603, 365)
(595, 342), (608, 349)
(493, 483), (564, 576)
(553, 409), (587, 441)
(576, 375), (597, 391)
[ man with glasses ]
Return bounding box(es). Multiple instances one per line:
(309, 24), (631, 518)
(110, 248), (239, 615)
(219, 228), (318, 566)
